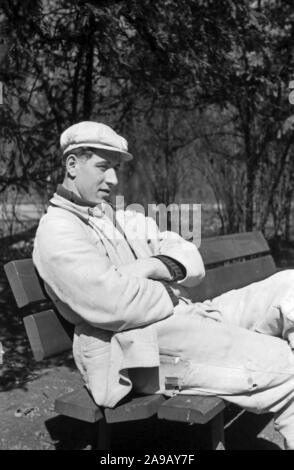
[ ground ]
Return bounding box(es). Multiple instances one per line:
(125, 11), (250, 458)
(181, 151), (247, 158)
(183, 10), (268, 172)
(1, 238), (294, 450)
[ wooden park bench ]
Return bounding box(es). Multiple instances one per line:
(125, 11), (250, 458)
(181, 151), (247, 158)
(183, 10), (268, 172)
(4, 230), (277, 450)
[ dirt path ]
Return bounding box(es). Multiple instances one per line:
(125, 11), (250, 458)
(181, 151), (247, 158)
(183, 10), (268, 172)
(0, 366), (87, 450)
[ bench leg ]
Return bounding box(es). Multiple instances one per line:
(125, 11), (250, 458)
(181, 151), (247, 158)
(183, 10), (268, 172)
(96, 417), (111, 450)
(209, 411), (225, 450)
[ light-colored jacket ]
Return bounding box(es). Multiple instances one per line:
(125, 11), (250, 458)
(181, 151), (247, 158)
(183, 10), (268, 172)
(33, 193), (205, 407)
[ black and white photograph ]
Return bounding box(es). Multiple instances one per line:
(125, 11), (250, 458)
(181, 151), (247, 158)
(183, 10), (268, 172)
(1, 0), (294, 454)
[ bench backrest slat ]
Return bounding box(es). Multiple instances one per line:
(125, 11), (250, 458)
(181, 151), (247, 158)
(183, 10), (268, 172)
(4, 259), (46, 307)
(23, 310), (73, 361)
(188, 255), (276, 302)
(199, 231), (270, 266)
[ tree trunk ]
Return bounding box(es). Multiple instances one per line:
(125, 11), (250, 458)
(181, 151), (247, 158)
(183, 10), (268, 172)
(83, 16), (95, 120)
(71, 45), (84, 122)
(284, 179), (294, 242)
(245, 161), (255, 232)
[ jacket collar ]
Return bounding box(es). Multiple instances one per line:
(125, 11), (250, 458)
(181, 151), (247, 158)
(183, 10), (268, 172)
(56, 184), (97, 208)
(52, 184), (117, 218)
(50, 190), (111, 222)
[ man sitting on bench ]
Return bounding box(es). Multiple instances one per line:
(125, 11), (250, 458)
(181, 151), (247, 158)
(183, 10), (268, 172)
(33, 121), (294, 449)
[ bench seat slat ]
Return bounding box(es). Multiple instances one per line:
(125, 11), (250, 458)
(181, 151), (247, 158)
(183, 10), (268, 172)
(187, 255), (276, 302)
(158, 395), (226, 424)
(200, 231), (270, 266)
(54, 387), (103, 423)
(105, 395), (166, 423)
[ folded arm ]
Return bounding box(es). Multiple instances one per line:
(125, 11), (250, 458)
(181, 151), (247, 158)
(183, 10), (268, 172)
(119, 214), (205, 288)
(118, 256), (184, 281)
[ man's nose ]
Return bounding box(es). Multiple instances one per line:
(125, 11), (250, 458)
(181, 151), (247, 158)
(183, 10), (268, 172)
(105, 168), (118, 186)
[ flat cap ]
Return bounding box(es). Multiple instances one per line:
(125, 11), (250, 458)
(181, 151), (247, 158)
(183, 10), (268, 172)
(60, 121), (133, 161)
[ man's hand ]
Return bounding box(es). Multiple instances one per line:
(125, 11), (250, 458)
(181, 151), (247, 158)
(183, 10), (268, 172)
(118, 258), (173, 281)
(167, 282), (190, 300)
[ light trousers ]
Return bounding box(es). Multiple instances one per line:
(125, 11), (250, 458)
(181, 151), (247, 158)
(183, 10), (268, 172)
(155, 270), (294, 449)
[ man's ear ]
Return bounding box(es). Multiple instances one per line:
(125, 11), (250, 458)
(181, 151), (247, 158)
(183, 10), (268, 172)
(66, 154), (79, 178)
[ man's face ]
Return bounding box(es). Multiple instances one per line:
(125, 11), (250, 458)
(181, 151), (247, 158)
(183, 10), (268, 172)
(71, 150), (120, 204)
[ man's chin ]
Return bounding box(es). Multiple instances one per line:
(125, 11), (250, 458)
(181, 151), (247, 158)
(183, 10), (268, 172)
(97, 192), (111, 203)
(82, 195), (109, 207)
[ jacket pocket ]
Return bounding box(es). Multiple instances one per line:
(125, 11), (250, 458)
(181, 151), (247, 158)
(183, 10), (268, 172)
(80, 336), (110, 358)
(77, 324), (111, 358)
